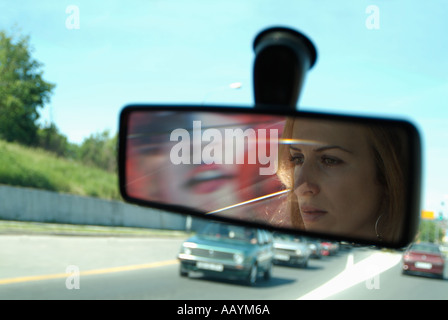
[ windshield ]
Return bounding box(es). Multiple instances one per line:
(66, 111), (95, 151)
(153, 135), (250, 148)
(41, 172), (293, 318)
(0, 0), (447, 302)
(198, 223), (257, 244)
(410, 244), (441, 255)
(273, 233), (301, 242)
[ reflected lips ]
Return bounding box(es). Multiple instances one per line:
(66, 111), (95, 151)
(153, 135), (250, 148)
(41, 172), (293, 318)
(183, 164), (235, 194)
(300, 205), (327, 222)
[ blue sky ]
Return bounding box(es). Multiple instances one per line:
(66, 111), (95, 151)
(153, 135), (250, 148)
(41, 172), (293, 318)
(1, 0), (447, 214)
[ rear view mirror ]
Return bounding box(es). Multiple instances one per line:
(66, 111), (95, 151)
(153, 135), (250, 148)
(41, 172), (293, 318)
(118, 105), (421, 248)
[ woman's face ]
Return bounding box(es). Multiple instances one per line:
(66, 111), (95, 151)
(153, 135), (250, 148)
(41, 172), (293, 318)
(289, 119), (384, 239)
(128, 112), (272, 215)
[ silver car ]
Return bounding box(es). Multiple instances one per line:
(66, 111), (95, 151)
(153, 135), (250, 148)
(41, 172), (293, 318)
(272, 233), (311, 268)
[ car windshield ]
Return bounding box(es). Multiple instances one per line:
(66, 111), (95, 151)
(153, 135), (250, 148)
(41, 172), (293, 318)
(273, 233), (301, 242)
(198, 223), (257, 244)
(410, 244), (441, 255)
(0, 0), (447, 301)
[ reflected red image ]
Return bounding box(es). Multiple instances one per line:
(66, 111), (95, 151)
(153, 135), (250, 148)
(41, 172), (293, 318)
(125, 111), (288, 225)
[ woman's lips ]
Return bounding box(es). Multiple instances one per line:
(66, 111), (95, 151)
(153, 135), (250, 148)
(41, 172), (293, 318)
(300, 205), (328, 222)
(183, 165), (235, 194)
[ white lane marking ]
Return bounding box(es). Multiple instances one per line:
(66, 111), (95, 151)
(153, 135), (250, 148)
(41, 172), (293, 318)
(345, 253), (354, 269)
(297, 251), (402, 300)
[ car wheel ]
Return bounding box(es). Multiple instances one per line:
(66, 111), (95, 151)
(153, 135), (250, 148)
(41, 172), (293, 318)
(264, 262), (272, 281)
(247, 263), (258, 286)
(301, 259), (308, 268)
(179, 264), (189, 277)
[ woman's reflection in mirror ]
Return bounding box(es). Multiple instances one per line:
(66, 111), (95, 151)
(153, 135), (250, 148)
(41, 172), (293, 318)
(277, 118), (407, 242)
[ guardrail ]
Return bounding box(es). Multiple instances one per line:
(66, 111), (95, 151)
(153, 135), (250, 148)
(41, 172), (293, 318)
(0, 185), (201, 231)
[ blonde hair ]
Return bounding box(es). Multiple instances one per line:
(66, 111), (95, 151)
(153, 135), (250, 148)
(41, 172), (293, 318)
(276, 117), (407, 243)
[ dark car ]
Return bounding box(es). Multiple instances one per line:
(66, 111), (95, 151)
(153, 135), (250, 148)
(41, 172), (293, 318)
(178, 222), (274, 285)
(402, 242), (445, 279)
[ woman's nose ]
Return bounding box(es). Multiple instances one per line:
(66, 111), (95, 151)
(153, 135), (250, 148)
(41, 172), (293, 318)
(293, 163), (320, 196)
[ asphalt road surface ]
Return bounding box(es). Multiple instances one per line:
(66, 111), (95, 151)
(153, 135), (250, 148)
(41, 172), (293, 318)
(0, 235), (447, 300)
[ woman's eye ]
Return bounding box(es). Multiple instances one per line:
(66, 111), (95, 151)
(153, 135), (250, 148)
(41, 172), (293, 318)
(289, 154), (343, 167)
(289, 154), (304, 165)
(321, 156), (342, 166)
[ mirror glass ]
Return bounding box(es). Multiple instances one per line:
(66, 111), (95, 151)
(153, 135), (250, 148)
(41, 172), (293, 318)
(120, 106), (420, 247)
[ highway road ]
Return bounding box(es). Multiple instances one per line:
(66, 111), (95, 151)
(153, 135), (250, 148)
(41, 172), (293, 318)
(0, 234), (447, 300)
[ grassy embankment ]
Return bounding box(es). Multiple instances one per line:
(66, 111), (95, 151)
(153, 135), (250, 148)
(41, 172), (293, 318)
(0, 139), (120, 200)
(0, 139), (186, 236)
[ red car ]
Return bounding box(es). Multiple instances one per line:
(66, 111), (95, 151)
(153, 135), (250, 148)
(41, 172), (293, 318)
(320, 242), (338, 256)
(402, 243), (445, 279)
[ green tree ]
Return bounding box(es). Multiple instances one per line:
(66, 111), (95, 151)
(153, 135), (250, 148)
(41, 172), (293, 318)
(79, 130), (117, 172)
(0, 30), (55, 145)
(37, 122), (71, 157)
(418, 220), (445, 243)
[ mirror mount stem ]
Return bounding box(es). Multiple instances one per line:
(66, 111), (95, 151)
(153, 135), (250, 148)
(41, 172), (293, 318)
(253, 27), (317, 111)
